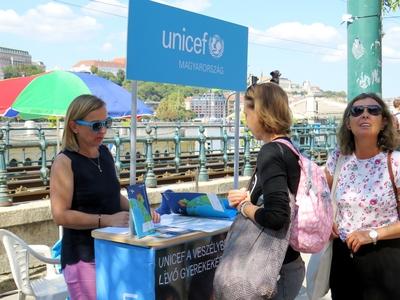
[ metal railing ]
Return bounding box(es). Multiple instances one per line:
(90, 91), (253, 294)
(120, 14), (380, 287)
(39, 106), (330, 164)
(0, 120), (338, 206)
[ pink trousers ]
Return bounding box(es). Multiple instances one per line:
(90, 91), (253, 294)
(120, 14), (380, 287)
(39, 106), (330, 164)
(63, 260), (96, 300)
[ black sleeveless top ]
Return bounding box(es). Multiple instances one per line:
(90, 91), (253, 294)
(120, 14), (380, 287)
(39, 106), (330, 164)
(60, 144), (121, 269)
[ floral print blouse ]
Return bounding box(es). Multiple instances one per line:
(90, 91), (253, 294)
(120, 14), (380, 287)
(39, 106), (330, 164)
(326, 149), (400, 241)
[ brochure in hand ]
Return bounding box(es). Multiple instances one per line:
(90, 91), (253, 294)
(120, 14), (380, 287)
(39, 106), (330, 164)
(160, 191), (237, 220)
(126, 184), (155, 238)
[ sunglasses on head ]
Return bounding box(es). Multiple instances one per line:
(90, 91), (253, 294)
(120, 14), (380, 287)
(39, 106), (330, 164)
(350, 105), (382, 117)
(75, 117), (112, 132)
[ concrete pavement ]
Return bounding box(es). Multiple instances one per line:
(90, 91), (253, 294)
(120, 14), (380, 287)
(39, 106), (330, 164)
(0, 254), (332, 300)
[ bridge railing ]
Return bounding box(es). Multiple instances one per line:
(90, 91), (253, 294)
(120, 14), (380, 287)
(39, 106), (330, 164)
(0, 120), (338, 206)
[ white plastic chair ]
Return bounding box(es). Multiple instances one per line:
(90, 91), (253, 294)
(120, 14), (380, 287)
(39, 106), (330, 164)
(0, 229), (68, 300)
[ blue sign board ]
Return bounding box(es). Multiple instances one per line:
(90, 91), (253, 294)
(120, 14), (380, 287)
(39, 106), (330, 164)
(126, 0), (248, 91)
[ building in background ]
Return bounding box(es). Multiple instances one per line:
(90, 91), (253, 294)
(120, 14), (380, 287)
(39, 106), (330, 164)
(0, 46), (32, 79)
(188, 92), (226, 121)
(71, 57), (126, 75)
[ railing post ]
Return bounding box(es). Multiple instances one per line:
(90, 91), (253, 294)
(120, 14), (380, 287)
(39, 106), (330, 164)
(0, 130), (12, 206)
(39, 129), (49, 185)
(153, 124), (158, 139)
(222, 128), (228, 169)
(309, 130), (315, 161)
(114, 131), (121, 178)
(174, 127), (181, 171)
(144, 125), (157, 188)
(243, 127), (253, 176)
(198, 125), (209, 182)
(4, 121), (10, 164)
(291, 130), (300, 148)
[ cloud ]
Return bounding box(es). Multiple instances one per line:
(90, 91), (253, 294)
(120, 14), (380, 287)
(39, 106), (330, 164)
(249, 22), (345, 62)
(152, 0), (211, 12)
(101, 42), (114, 52)
(0, 2), (101, 42)
(383, 25), (400, 61)
(322, 43), (346, 62)
(83, 0), (128, 18)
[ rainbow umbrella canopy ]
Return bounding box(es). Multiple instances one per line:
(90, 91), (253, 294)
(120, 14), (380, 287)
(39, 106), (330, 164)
(1, 70), (153, 119)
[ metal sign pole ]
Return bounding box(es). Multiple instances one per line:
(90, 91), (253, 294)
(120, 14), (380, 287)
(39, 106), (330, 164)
(233, 92), (240, 189)
(130, 80), (138, 185)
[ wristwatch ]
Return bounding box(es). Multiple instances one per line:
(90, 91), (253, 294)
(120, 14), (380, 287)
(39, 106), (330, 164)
(369, 229), (379, 245)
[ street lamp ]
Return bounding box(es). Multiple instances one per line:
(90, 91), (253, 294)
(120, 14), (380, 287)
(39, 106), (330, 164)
(223, 92), (236, 127)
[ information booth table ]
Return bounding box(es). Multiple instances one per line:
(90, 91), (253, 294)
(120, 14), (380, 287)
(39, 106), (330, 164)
(92, 215), (232, 300)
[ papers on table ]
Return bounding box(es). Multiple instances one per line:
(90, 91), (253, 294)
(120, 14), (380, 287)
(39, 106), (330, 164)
(95, 214), (233, 237)
(157, 214), (233, 233)
(97, 226), (129, 235)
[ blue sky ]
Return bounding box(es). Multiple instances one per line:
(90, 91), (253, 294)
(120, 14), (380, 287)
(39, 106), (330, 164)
(1, 0), (399, 97)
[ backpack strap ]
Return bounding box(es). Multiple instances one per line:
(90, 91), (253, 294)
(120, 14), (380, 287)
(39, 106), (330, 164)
(387, 151), (400, 216)
(273, 138), (300, 157)
(273, 138), (306, 174)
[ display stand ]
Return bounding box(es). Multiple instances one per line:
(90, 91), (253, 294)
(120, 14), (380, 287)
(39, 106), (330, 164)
(92, 215), (231, 300)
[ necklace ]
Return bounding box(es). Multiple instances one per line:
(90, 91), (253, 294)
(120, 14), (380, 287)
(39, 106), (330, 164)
(88, 155), (102, 173)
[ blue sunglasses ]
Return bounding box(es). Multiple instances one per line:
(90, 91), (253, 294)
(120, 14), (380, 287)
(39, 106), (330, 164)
(75, 117), (112, 132)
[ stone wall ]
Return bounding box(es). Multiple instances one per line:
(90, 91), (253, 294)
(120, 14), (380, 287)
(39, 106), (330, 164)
(0, 176), (250, 294)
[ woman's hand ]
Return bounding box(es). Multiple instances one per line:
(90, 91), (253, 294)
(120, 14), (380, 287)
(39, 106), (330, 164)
(330, 223), (339, 240)
(227, 188), (249, 208)
(346, 230), (371, 253)
(104, 211), (130, 227)
(151, 209), (161, 223)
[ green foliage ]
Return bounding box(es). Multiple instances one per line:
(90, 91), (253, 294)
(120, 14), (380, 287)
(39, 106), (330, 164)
(90, 65), (98, 74)
(383, 0), (400, 12)
(138, 82), (207, 102)
(320, 90), (347, 98)
(155, 92), (195, 121)
(90, 67), (125, 86)
(2, 64), (45, 79)
(116, 69), (125, 85)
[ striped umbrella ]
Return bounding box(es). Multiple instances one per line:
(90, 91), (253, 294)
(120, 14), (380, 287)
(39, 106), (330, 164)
(0, 70), (153, 118)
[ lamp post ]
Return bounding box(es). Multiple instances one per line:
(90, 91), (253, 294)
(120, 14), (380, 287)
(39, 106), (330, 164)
(223, 92), (236, 127)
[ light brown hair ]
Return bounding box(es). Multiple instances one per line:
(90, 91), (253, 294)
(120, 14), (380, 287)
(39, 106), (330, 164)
(62, 94), (106, 152)
(244, 82), (292, 134)
(393, 98), (400, 109)
(337, 93), (398, 155)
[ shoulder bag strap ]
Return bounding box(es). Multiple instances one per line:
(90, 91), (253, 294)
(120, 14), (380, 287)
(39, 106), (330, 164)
(331, 155), (344, 199)
(331, 154), (345, 218)
(387, 151), (400, 216)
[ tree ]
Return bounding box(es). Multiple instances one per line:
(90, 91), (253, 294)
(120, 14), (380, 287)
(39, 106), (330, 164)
(3, 64), (45, 79)
(155, 92), (195, 121)
(383, 0), (400, 11)
(116, 69), (125, 86)
(90, 65), (98, 74)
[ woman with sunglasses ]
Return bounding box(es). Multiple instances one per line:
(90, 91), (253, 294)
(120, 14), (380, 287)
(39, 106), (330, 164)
(50, 94), (160, 299)
(325, 93), (400, 299)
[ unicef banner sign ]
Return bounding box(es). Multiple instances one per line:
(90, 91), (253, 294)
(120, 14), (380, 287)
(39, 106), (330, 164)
(126, 0), (248, 91)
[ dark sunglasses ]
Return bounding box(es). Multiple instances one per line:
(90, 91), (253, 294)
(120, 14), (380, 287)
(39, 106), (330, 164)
(75, 117), (112, 132)
(350, 105), (382, 117)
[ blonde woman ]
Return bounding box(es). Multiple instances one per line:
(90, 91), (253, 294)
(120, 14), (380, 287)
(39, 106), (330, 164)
(50, 95), (159, 299)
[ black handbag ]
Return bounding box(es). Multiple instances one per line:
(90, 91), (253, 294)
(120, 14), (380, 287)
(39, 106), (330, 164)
(213, 194), (294, 300)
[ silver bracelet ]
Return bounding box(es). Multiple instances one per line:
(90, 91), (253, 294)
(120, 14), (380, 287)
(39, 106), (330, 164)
(240, 201), (252, 218)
